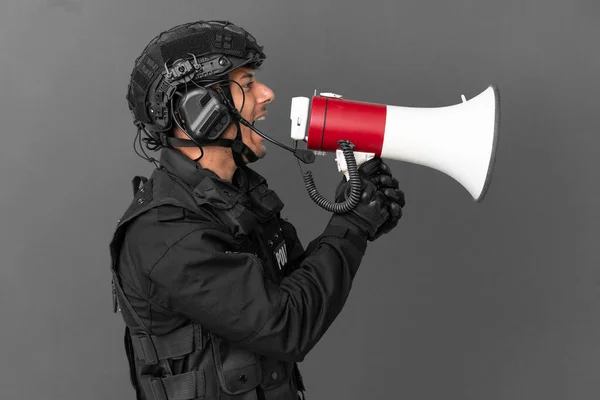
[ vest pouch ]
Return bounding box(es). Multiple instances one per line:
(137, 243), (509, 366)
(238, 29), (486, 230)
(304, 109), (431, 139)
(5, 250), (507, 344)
(259, 360), (298, 400)
(210, 332), (262, 399)
(258, 359), (289, 391)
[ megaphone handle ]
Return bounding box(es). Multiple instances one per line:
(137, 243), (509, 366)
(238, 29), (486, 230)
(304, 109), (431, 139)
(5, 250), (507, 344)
(302, 140), (363, 214)
(336, 151), (375, 180)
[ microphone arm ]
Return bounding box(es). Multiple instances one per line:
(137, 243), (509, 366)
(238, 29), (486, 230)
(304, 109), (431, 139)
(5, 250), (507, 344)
(237, 117), (363, 213)
(237, 118), (316, 164)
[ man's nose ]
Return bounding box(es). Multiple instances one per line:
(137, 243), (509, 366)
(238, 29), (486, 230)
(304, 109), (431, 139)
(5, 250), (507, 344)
(257, 82), (275, 104)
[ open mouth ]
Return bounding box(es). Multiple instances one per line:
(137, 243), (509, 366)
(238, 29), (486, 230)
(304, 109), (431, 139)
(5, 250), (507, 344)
(253, 113), (267, 125)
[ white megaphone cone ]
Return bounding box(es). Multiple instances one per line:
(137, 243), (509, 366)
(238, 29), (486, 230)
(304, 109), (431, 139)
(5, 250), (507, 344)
(290, 85), (500, 202)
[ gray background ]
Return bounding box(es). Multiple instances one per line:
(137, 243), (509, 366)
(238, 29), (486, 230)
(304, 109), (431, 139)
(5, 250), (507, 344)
(1, 0), (598, 399)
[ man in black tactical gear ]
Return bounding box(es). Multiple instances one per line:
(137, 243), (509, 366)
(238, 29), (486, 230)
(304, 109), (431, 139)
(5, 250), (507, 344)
(110, 20), (406, 400)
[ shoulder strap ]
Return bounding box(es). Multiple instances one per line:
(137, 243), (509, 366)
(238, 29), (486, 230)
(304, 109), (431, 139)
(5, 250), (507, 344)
(111, 175), (155, 315)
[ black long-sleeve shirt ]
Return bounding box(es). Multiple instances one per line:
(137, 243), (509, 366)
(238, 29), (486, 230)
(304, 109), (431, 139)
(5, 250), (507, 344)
(117, 147), (368, 362)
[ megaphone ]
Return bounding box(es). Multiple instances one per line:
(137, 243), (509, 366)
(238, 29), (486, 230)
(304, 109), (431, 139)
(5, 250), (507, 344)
(289, 85), (500, 208)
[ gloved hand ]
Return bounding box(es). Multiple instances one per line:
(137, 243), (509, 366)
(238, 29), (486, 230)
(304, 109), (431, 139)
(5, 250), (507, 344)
(360, 158), (405, 239)
(333, 158), (405, 241)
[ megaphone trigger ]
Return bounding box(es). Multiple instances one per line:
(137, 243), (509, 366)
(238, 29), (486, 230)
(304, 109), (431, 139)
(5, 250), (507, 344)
(335, 149), (376, 181)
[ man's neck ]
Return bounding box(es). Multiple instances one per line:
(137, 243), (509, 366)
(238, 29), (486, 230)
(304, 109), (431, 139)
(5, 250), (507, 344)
(173, 144), (238, 182)
(198, 152), (237, 182)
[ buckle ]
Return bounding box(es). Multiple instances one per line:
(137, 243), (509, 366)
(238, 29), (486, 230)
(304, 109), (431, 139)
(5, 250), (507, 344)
(138, 335), (159, 365)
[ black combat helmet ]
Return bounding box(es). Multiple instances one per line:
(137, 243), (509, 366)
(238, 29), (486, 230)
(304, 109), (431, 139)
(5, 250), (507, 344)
(126, 20), (266, 148)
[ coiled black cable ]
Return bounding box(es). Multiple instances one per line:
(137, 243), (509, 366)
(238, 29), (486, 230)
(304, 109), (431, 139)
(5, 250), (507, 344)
(302, 140), (362, 213)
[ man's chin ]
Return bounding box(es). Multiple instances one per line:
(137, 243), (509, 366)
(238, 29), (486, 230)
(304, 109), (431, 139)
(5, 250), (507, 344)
(257, 145), (266, 159)
(252, 142), (266, 159)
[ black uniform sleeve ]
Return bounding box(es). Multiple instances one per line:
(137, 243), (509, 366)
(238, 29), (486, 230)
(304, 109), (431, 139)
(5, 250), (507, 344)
(148, 215), (368, 362)
(280, 214), (370, 276)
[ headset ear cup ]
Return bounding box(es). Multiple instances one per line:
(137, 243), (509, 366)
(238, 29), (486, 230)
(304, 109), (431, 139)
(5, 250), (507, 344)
(207, 111), (232, 140)
(177, 86), (232, 142)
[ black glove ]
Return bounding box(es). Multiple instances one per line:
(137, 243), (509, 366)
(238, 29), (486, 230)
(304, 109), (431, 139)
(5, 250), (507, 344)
(334, 158), (405, 241)
(362, 158), (405, 239)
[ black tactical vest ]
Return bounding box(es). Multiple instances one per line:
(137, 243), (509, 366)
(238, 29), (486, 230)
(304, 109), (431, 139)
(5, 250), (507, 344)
(109, 170), (306, 400)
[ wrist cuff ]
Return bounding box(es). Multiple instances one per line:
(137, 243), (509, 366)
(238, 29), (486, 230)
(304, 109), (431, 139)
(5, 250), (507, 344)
(324, 215), (368, 254)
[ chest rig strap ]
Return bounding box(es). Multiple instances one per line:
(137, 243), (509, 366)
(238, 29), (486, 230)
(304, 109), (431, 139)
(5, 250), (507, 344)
(139, 371), (206, 400)
(130, 324), (203, 366)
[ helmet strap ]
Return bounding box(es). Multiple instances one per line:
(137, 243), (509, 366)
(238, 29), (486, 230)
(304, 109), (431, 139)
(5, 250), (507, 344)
(230, 120), (258, 167)
(164, 120), (258, 166)
(215, 84), (259, 166)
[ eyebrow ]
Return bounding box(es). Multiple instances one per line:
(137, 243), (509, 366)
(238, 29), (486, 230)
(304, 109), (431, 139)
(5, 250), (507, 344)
(240, 72), (255, 80)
